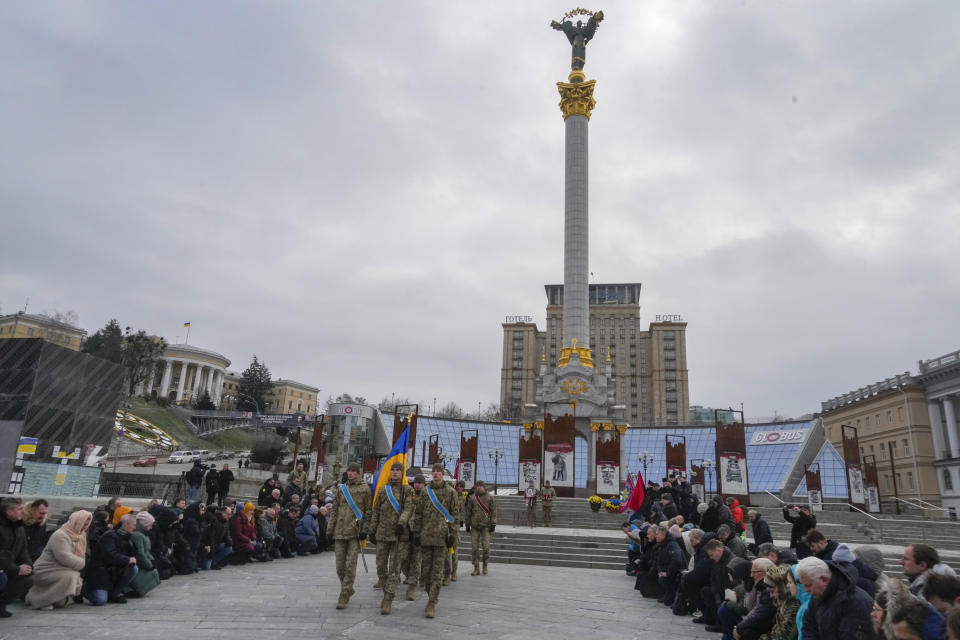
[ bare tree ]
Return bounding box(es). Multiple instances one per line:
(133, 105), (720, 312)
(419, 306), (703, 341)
(436, 401), (464, 419)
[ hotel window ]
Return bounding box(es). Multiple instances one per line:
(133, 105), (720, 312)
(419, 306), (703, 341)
(896, 473), (902, 490)
(907, 472), (914, 490)
(884, 475), (891, 491)
(944, 470), (954, 492)
(903, 438), (911, 457)
(887, 411), (893, 424)
(891, 441), (898, 457)
(865, 416), (871, 427)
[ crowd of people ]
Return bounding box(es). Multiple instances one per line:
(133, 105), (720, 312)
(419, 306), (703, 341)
(0, 460), (498, 621)
(622, 477), (960, 640)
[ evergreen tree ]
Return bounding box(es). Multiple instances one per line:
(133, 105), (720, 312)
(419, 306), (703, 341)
(82, 319), (124, 363)
(194, 390), (216, 410)
(238, 356), (273, 413)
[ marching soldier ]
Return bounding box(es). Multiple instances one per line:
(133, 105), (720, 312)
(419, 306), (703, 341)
(465, 479), (497, 575)
(443, 480), (466, 584)
(540, 480), (557, 527)
(330, 462), (372, 610)
(368, 461), (411, 615)
(401, 462), (458, 619)
(402, 474), (426, 599)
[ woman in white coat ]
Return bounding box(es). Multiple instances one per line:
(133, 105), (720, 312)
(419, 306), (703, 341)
(26, 510), (91, 609)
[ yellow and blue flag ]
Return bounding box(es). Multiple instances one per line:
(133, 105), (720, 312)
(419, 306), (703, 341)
(372, 424), (410, 507)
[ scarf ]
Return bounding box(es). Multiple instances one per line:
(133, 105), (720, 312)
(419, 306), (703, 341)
(63, 510), (93, 557)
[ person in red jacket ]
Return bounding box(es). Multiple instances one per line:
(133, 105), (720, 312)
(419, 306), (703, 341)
(726, 497), (745, 535)
(230, 502), (258, 564)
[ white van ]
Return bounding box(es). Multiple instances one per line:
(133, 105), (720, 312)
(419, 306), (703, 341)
(168, 450), (194, 463)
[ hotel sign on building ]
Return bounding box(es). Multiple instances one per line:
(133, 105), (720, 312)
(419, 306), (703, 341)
(749, 429), (808, 446)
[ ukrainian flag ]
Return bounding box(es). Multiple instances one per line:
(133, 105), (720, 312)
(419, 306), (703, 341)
(372, 425), (410, 507)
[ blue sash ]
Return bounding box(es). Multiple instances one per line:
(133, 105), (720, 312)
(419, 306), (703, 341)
(385, 484), (401, 514)
(426, 486), (455, 523)
(340, 484), (364, 520)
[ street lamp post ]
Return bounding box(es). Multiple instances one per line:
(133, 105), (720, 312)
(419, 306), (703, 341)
(488, 448), (504, 494)
(702, 460), (715, 499)
(638, 451), (654, 482)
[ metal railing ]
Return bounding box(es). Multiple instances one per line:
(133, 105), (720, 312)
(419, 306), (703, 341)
(892, 496), (950, 512)
(764, 491), (787, 505)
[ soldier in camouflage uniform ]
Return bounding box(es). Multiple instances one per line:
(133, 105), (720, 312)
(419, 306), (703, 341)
(401, 462), (458, 619)
(368, 461), (411, 615)
(465, 479), (497, 575)
(540, 480), (557, 527)
(443, 480), (466, 584)
(330, 462), (372, 610)
(402, 474), (426, 598)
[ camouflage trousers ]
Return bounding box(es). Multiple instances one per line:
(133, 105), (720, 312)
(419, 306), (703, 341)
(526, 504), (536, 526)
(374, 540), (403, 599)
(335, 538), (361, 596)
(420, 545), (446, 605)
(471, 527), (491, 564)
(444, 528), (460, 578)
(543, 505), (553, 527)
(403, 541), (420, 584)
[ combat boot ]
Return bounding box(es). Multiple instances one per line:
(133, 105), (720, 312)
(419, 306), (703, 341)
(450, 573), (458, 582)
(442, 575), (450, 586)
(425, 602), (436, 618)
(380, 598), (392, 615)
(482, 561), (488, 575)
(336, 592), (350, 609)
(373, 579), (383, 589)
(406, 584), (416, 601)
(470, 562), (480, 576)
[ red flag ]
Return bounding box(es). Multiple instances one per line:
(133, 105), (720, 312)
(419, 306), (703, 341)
(454, 457), (460, 480)
(621, 469), (645, 513)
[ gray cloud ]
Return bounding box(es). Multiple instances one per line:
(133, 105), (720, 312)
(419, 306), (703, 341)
(1, 1), (957, 418)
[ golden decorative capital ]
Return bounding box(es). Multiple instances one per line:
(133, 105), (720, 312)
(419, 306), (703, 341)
(534, 421), (545, 431)
(523, 422), (534, 432)
(557, 79), (597, 120)
(590, 422), (601, 432)
(557, 338), (595, 369)
(615, 424), (627, 435)
(601, 422), (614, 431)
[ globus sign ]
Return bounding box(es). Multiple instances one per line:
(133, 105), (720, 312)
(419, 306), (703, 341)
(749, 429), (808, 446)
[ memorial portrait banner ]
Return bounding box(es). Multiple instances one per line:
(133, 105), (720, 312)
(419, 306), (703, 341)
(460, 429), (478, 490)
(543, 413), (575, 495)
(805, 465), (823, 512)
(596, 463), (619, 496)
(594, 424), (621, 496)
(518, 426), (543, 491)
(665, 435), (686, 481)
(841, 426), (866, 511)
(715, 415), (749, 503)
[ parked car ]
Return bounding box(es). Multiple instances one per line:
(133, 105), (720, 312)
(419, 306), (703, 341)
(133, 457), (157, 467)
(200, 450), (217, 461)
(237, 450), (252, 459)
(168, 450), (195, 464)
(214, 451), (230, 460)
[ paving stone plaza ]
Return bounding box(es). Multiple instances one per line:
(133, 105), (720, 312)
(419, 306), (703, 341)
(0, 546), (712, 640)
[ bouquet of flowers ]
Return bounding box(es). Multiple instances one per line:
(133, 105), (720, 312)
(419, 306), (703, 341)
(603, 498), (622, 513)
(588, 495), (603, 512)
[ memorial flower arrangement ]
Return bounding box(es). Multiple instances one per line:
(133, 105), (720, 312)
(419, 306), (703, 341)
(588, 495), (603, 512)
(603, 498), (621, 513)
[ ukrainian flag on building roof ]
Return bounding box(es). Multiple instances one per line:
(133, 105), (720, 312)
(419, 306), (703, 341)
(372, 424), (410, 507)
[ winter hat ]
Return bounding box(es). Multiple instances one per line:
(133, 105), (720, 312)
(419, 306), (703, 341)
(697, 503), (709, 514)
(244, 501), (255, 512)
(764, 564), (791, 592)
(854, 545), (885, 576)
(347, 462), (361, 473)
(309, 505), (320, 515)
(832, 543), (856, 564)
(669, 525), (682, 539)
(112, 505), (134, 525)
(136, 511), (155, 526)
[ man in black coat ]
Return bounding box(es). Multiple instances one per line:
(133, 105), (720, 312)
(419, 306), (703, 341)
(655, 526), (684, 607)
(783, 504), (816, 559)
(83, 514), (139, 605)
(700, 539), (749, 629)
(797, 557), (876, 640)
(186, 461), (205, 504)
(757, 542), (798, 566)
(204, 466), (220, 506)
(732, 559), (777, 640)
(660, 494), (680, 520)
(0, 498), (33, 603)
(217, 464), (235, 505)
(748, 510), (773, 548)
(676, 529), (715, 617)
(277, 505), (300, 555)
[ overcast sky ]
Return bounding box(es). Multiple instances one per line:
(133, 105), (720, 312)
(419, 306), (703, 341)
(1, 2), (958, 419)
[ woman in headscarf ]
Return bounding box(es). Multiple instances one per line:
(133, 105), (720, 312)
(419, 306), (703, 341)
(25, 510), (91, 609)
(127, 511), (161, 597)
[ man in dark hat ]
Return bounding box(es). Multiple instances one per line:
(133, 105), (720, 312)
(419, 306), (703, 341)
(369, 461), (412, 615)
(401, 463), (458, 619)
(330, 462), (372, 610)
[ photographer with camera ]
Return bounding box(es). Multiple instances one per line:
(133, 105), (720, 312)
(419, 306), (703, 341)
(782, 503), (816, 559)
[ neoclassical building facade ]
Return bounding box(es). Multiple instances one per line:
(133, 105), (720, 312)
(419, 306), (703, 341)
(138, 344), (231, 406)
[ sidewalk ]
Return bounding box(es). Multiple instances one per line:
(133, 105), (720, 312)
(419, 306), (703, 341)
(0, 549), (711, 640)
